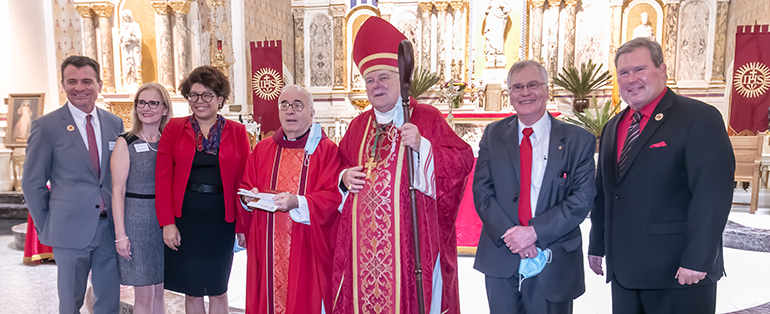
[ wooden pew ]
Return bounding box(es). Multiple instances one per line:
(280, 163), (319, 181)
(730, 133), (765, 214)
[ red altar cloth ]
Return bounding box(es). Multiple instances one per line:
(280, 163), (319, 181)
(23, 214), (53, 265)
(456, 158), (482, 255)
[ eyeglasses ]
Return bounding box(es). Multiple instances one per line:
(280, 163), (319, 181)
(278, 100), (305, 112)
(509, 82), (546, 93)
(136, 100), (162, 109)
(186, 93), (216, 103)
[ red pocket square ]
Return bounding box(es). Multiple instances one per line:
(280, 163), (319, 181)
(650, 141), (667, 148)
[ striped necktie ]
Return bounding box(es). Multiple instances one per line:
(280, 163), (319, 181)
(618, 111), (643, 177)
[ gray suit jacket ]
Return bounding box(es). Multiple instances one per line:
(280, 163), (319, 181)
(23, 104), (124, 249)
(473, 114), (596, 302)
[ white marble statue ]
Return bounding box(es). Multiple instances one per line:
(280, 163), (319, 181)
(632, 12), (655, 41)
(484, 0), (511, 66)
(120, 9), (142, 91)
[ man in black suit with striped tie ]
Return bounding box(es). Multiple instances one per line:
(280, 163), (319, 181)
(588, 37), (735, 314)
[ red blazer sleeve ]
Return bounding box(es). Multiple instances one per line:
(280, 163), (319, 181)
(229, 121), (252, 234)
(155, 118), (182, 227)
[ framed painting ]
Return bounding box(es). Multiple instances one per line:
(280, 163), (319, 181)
(5, 93), (45, 147)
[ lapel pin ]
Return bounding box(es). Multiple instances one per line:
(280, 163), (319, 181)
(655, 113), (664, 121)
(67, 125), (75, 132)
(558, 145), (563, 150)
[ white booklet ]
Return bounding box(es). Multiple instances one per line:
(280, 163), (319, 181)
(238, 189), (279, 212)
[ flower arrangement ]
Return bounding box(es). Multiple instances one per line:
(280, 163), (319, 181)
(438, 79), (468, 109)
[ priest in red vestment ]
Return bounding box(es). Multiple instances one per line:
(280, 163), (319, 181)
(332, 16), (474, 314)
(239, 85), (342, 314)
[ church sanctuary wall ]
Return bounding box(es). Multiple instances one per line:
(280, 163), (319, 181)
(240, 0), (294, 111)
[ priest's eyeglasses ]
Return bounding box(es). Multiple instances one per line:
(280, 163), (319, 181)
(278, 100), (305, 112)
(510, 82), (546, 93)
(186, 93), (216, 103)
(136, 100), (162, 109)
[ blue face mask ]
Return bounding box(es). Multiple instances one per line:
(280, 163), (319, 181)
(518, 248), (552, 291)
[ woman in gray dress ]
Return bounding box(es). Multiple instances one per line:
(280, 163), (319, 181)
(111, 82), (173, 314)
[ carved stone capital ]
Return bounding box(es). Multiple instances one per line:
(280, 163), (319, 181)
(434, 1), (449, 12)
(151, 1), (170, 15)
(530, 0), (546, 8)
(292, 7), (305, 20)
(329, 4), (346, 18)
(546, 0), (561, 7)
(74, 4), (94, 18)
(564, 0), (578, 7)
(449, 1), (464, 10)
(91, 3), (114, 17)
(169, 0), (191, 14)
(418, 2), (433, 13)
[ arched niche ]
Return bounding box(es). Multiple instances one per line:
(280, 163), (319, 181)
(676, 0), (716, 84)
(622, 0), (664, 45)
(118, 0), (157, 85)
(346, 5), (380, 92)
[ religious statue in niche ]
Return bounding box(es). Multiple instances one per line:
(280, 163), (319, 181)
(484, 0), (511, 67)
(120, 9), (142, 92)
(632, 12), (655, 41)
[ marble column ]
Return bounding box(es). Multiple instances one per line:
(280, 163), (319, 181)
(152, 2), (175, 92)
(92, 3), (115, 93)
(330, 4), (347, 90)
(74, 5), (97, 61)
(292, 7), (305, 86)
(608, 0), (623, 76)
(711, 0), (729, 82)
(530, 0), (545, 62)
(436, 1), (448, 81)
(170, 1), (191, 89)
(546, 0), (560, 80)
(450, 1), (464, 80)
(663, 0), (680, 83)
(563, 0), (577, 68)
(418, 2), (433, 71)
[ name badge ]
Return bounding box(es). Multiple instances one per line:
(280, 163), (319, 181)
(134, 143), (150, 153)
(109, 141), (116, 151)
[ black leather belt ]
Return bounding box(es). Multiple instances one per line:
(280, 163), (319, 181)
(99, 211), (108, 219)
(126, 192), (156, 199)
(186, 182), (224, 194)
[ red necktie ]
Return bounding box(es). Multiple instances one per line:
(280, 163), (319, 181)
(86, 114), (100, 178)
(518, 127), (534, 226)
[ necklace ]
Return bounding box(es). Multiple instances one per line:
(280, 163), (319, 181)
(139, 130), (160, 152)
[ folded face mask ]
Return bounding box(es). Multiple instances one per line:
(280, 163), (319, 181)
(518, 248), (552, 291)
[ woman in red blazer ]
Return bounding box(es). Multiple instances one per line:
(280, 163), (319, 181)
(155, 66), (250, 314)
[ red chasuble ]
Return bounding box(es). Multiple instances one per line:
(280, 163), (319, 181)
(239, 127), (342, 314)
(332, 100), (473, 314)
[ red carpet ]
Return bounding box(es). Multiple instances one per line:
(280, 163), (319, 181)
(456, 158), (482, 255)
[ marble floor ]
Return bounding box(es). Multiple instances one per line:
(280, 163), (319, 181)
(1, 206), (769, 314)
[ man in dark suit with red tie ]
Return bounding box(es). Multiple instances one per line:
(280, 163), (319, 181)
(474, 60), (597, 313)
(588, 37), (735, 313)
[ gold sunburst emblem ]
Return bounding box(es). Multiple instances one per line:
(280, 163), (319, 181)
(733, 62), (770, 98)
(252, 68), (283, 100)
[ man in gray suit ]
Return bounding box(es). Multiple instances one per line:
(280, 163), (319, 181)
(473, 60), (597, 313)
(23, 55), (124, 314)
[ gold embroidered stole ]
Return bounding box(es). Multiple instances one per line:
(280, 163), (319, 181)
(351, 116), (406, 314)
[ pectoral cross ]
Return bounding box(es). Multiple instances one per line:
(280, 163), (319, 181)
(365, 157), (377, 180)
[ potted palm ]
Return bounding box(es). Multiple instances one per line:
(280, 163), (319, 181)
(565, 96), (621, 150)
(410, 67), (441, 100)
(552, 59), (612, 112)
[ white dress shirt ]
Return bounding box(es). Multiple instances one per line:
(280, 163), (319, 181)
(68, 102), (102, 165)
(518, 112), (551, 218)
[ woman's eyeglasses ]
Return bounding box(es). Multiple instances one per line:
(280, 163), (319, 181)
(136, 100), (162, 109)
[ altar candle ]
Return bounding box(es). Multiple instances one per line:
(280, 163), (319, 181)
(218, 40), (222, 50)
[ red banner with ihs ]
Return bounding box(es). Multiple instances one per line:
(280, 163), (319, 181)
(729, 25), (770, 135)
(250, 40), (284, 139)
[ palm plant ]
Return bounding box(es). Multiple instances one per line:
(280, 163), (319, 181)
(565, 96), (621, 138)
(410, 67), (441, 99)
(552, 59), (612, 112)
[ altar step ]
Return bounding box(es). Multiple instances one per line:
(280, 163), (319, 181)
(0, 191), (27, 220)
